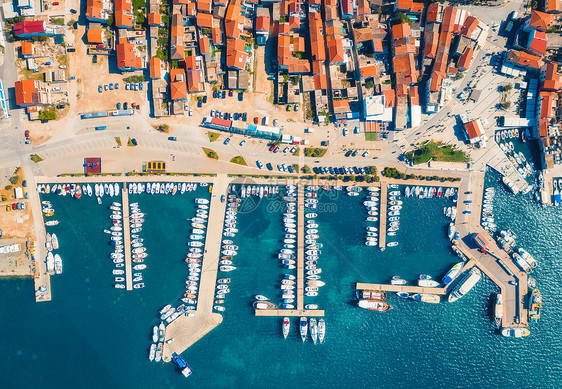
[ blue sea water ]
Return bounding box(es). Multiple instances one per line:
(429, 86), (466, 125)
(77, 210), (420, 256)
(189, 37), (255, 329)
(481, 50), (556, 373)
(1, 177), (562, 388)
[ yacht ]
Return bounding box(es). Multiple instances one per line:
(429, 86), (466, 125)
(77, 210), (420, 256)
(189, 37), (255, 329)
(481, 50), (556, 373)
(149, 344), (156, 361)
(442, 262), (464, 284)
(300, 317), (308, 342)
(309, 318), (318, 345)
(448, 268), (481, 303)
(282, 317), (290, 339)
(390, 276), (407, 285)
(494, 293), (503, 328)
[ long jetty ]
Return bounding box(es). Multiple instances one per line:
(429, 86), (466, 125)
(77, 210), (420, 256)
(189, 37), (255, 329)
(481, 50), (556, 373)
(121, 186), (133, 291)
(296, 185), (305, 311)
(379, 183), (387, 249)
(162, 175), (228, 362)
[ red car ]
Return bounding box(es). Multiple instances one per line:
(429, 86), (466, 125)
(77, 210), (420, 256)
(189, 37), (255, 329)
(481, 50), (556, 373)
(269, 145), (276, 152)
(24, 130), (30, 138)
(254, 117), (259, 124)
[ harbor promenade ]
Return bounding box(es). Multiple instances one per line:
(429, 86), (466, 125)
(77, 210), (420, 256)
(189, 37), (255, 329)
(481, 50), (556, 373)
(379, 183), (387, 249)
(121, 187), (133, 291)
(357, 282), (447, 295)
(162, 175), (228, 361)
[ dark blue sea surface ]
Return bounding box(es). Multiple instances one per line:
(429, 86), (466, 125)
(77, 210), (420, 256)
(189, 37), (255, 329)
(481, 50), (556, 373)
(1, 177), (561, 388)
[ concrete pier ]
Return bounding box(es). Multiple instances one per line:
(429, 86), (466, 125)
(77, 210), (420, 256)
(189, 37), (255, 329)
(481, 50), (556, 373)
(255, 309), (325, 317)
(296, 185), (305, 311)
(356, 283), (447, 295)
(379, 183), (387, 249)
(162, 175), (228, 361)
(121, 187), (133, 291)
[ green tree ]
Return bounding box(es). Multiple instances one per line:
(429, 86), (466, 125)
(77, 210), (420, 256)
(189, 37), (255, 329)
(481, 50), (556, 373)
(365, 79), (374, 89)
(393, 12), (411, 26)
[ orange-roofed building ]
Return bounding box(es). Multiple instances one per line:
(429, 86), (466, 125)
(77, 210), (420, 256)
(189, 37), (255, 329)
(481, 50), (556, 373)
(328, 39), (345, 64)
(87, 28), (103, 44)
(373, 38), (384, 53)
(227, 51), (248, 69)
(541, 63), (562, 91)
(430, 71), (443, 92)
(464, 119), (485, 143)
(15, 80), (40, 107)
(197, 0), (212, 13)
(383, 89), (396, 107)
(116, 42), (143, 71)
(289, 16), (299, 30)
(256, 15), (270, 33)
(526, 30), (547, 56)
(393, 53), (417, 85)
(392, 23), (411, 40)
(544, 0), (561, 13)
(441, 6), (457, 33)
(354, 27), (373, 43)
(150, 57), (162, 79)
(279, 22), (290, 35)
(197, 13), (214, 29)
(313, 74), (328, 90)
(458, 47), (473, 71)
(212, 26), (223, 46)
(309, 12), (326, 62)
(410, 86), (419, 105)
(424, 31), (438, 59)
(426, 3), (442, 23)
(86, 0), (105, 23)
(225, 19), (240, 39)
(312, 60), (324, 76)
(539, 91), (555, 118)
(506, 49), (542, 70)
(187, 69), (204, 93)
(539, 118), (549, 137)
(360, 65), (377, 79)
(460, 16), (478, 38)
(20, 41), (33, 58)
(148, 12), (162, 26)
(394, 0), (424, 14)
(170, 80), (188, 100)
(524, 10), (555, 31)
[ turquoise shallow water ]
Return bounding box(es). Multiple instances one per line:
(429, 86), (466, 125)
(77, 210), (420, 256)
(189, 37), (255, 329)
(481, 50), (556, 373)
(1, 177), (562, 388)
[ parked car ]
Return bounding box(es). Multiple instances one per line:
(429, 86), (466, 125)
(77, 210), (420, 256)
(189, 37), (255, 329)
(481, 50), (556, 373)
(256, 160), (263, 169)
(189, 109), (193, 116)
(115, 83), (119, 89)
(70, 8), (77, 13)
(98, 85), (103, 93)
(24, 130), (30, 138)
(229, 90), (233, 97)
(134, 83), (139, 91)
(213, 90), (218, 98)
(203, 96), (208, 103)
(131, 138), (138, 146)
(287, 165), (294, 173)
(139, 82), (143, 90)
(240, 140), (247, 146)
(238, 92), (243, 101)
(294, 104), (299, 112)
(273, 119), (279, 126)
(283, 147), (289, 153)
(254, 117), (259, 124)
(52, 87), (61, 92)
(104, 84), (109, 91)
(273, 146), (279, 153)
(286, 104), (292, 111)
(123, 102), (128, 109)
(168, 137), (177, 141)
(290, 147), (296, 153)
(362, 151), (369, 157)
(352, 150), (358, 157)
(211, 109), (216, 117)
(224, 137), (231, 145)
(125, 83), (130, 90)
(92, 55), (98, 63)
(116, 102), (121, 109)
(242, 113), (247, 121)
(269, 145), (276, 152)
(109, 83), (114, 90)
(197, 100), (203, 108)
(343, 128), (348, 136)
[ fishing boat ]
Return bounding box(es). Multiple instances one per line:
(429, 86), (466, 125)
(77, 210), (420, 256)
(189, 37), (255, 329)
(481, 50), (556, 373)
(448, 268), (481, 303)
(501, 328), (530, 337)
(45, 220), (59, 226)
(390, 276), (407, 285)
(494, 293), (503, 328)
(528, 288), (542, 323)
(300, 317), (308, 342)
(253, 301), (277, 309)
(357, 299), (391, 311)
(411, 294), (440, 303)
(442, 262), (464, 284)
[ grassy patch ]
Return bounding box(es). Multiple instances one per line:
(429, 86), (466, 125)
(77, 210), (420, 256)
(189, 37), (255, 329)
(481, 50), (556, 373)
(115, 137), (122, 146)
(208, 131), (220, 142)
(30, 154), (43, 163)
(202, 147), (219, 159)
(57, 54), (68, 66)
(365, 132), (379, 141)
(230, 156), (247, 165)
(405, 141), (469, 165)
(293, 147), (300, 156)
(304, 147), (327, 158)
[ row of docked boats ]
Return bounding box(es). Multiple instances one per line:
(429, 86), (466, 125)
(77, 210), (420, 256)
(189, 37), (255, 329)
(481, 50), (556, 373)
(213, 194), (239, 312)
(44, 231), (63, 275)
(386, 184), (401, 247)
(292, 317), (325, 344)
(481, 187), (497, 233)
(41, 199), (55, 217)
(362, 187), (380, 247)
(304, 186), (325, 296)
(498, 139), (534, 179)
(129, 182), (201, 195)
(129, 202), (146, 289)
(236, 184), (280, 199)
(511, 247), (538, 273)
(404, 185), (458, 201)
(148, 322), (166, 362)
(275, 186), (299, 307)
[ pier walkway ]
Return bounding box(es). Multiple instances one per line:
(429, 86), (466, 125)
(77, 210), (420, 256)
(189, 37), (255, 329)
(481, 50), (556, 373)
(356, 282), (447, 295)
(256, 309), (325, 317)
(379, 183), (387, 249)
(296, 185), (305, 311)
(121, 187), (133, 291)
(162, 175), (228, 362)
(455, 171), (528, 328)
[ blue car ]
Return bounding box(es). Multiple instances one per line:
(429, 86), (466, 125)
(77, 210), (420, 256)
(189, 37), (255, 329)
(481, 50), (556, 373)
(139, 82), (143, 90)
(98, 85), (103, 93)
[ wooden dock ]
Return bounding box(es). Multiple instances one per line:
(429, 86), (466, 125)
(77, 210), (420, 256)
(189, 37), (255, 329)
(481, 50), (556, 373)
(296, 185), (305, 311)
(379, 183), (387, 249)
(121, 186), (133, 291)
(356, 282), (447, 295)
(255, 309), (325, 317)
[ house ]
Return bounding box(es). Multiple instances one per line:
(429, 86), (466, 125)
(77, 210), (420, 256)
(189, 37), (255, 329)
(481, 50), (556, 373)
(115, 0), (133, 29)
(457, 47), (473, 71)
(86, 0), (106, 23)
(526, 30), (547, 57)
(394, 0), (424, 14)
(13, 20), (46, 38)
(198, 36), (211, 63)
(523, 10), (555, 32)
(541, 62), (562, 91)
(255, 15), (270, 46)
(87, 28), (104, 44)
(544, 0), (561, 13)
(226, 38), (248, 70)
(149, 57), (162, 79)
(15, 80), (50, 107)
(339, 0), (353, 19)
(20, 41), (33, 58)
(148, 12), (162, 26)
(170, 69), (188, 100)
(464, 119), (486, 145)
(506, 49), (542, 71)
(116, 42), (143, 71)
